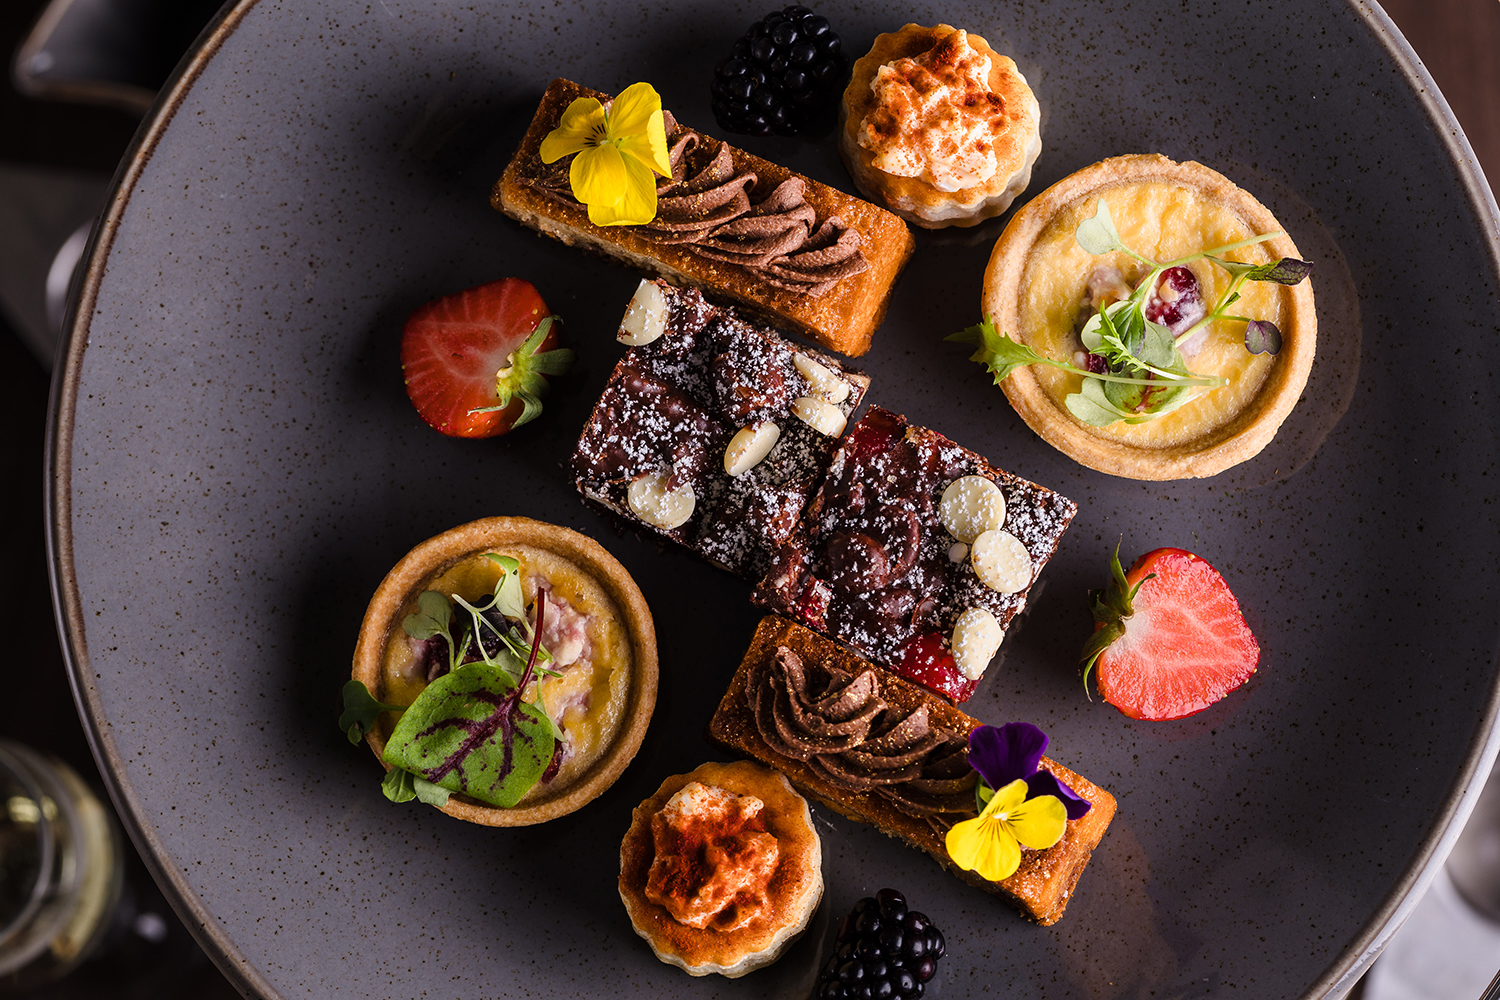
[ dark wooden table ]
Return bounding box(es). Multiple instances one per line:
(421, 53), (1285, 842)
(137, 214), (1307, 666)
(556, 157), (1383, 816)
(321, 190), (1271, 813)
(1, 1), (1495, 997)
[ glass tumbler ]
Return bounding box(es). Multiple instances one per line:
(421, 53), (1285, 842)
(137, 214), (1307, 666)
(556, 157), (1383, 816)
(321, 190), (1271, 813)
(0, 740), (122, 992)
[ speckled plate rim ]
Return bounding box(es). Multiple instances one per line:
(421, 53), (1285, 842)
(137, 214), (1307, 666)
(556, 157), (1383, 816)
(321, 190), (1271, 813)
(40, 1), (1500, 998)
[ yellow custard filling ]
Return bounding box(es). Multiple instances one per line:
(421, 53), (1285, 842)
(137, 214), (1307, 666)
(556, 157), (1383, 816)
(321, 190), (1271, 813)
(1021, 180), (1289, 448)
(381, 543), (633, 801)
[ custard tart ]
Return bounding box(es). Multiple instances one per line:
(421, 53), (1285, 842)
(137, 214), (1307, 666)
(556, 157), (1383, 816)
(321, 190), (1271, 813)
(981, 154), (1316, 480)
(350, 516), (657, 826)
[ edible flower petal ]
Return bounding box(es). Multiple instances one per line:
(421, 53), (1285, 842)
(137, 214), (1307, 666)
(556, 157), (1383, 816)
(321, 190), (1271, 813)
(1025, 769), (1093, 821)
(540, 83), (671, 226)
(968, 721), (1047, 788)
(946, 779), (1068, 882)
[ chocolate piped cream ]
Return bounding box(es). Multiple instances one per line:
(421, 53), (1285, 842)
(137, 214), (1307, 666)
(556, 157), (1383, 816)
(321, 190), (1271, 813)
(532, 112), (869, 298)
(746, 645), (976, 829)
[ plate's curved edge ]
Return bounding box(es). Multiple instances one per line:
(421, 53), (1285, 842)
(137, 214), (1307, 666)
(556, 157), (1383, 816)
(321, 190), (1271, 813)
(41, 1), (1500, 999)
(43, 2), (285, 998)
(1305, 5), (1500, 997)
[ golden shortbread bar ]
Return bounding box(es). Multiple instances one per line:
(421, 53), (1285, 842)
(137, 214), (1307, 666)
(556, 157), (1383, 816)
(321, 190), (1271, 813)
(493, 79), (914, 357)
(708, 616), (1116, 925)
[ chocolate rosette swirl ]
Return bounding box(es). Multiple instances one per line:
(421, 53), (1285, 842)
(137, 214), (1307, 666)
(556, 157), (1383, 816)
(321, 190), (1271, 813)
(748, 646), (975, 830)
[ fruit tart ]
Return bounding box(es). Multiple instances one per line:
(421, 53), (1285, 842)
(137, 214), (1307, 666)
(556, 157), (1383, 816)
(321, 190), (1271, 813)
(619, 760), (823, 977)
(346, 517), (657, 826)
(974, 153), (1316, 480)
(840, 24), (1041, 228)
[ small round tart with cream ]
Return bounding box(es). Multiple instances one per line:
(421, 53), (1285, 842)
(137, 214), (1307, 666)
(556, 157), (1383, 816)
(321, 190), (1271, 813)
(840, 24), (1041, 229)
(619, 761), (823, 977)
(342, 517), (657, 826)
(960, 154), (1316, 480)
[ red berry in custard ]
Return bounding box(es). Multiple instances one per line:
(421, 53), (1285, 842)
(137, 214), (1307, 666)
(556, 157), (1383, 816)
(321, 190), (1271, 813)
(1142, 266), (1206, 334)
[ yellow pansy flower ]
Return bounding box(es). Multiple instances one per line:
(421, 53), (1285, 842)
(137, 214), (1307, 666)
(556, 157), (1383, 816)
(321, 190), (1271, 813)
(945, 779), (1067, 882)
(538, 82), (672, 227)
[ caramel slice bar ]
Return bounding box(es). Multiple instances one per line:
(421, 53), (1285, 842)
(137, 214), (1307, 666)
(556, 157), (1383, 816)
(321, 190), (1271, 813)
(754, 407), (1076, 703)
(708, 616), (1116, 926)
(572, 280), (869, 581)
(493, 78), (914, 357)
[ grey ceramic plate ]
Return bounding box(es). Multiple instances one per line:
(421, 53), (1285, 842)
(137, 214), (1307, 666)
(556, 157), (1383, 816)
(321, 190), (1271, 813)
(47, 0), (1500, 998)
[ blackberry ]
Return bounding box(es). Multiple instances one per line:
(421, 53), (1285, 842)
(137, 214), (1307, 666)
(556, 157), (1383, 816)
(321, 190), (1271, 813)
(710, 6), (848, 137)
(813, 890), (944, 1000)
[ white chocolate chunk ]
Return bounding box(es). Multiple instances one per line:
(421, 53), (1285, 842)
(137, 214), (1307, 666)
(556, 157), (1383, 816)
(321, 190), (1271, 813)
(793, 353), (851, 403)
(948, 541), (969, 563)
(939, 476), (1006, 543)
(627, 470), (695, 529)
(724, 421), (781, 477)
(618, 279), (667, 346)
(970, 529), (1032, 594)
(791, 396), (847, 436)
(951, 607), (1004, 680)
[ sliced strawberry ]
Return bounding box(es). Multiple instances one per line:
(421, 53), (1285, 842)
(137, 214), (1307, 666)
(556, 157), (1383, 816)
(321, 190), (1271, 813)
(896, 632), (979, 704)
(400, 278), (574, 438)
(1082, 546), (1259, 720)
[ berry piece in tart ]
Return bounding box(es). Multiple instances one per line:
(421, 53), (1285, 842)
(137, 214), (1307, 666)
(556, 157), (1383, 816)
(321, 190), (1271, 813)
(972, 153), (1316, 480)
(814, 890), (945, 1000)
(839, 24), (1040, 228)
(754, 407), (1076, 702)
(572, 280), (869, 581)
(708, 616), (1116, 925)
(344, 517), (657, 826)
(1081, 546), (1260, 720)
(711, 5), (849, 137)
(619, 760), (823, 977)
(399, 278), (574, 438)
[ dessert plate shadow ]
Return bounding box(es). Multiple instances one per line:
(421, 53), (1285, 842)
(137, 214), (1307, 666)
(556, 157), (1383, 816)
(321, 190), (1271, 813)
(47, 1), (1500, 998)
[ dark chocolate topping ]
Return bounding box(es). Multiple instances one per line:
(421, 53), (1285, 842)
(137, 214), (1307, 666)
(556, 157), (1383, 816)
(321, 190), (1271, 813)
(529, 110), (869, 297)
(747, 645), (976, 826)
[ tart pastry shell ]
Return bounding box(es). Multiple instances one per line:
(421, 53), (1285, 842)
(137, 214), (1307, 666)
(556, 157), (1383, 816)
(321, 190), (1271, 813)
(618, 760), (824, 977)
(839, 25), (1041, 229)
(982, 154), (1317, 480)
(350, 516), (658, 826)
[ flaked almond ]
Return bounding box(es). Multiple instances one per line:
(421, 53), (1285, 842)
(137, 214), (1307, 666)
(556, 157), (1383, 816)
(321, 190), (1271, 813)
(971, 529), (1032, 594)
(793, 353), (850, 404)
(791, 396), (847, 437)
(627, 470), (695, 529)
(951, 607), (1004, 680)
(618, 279), (667, 346)
(724, 421), (781, 477)
(939, 475), (1006, 543)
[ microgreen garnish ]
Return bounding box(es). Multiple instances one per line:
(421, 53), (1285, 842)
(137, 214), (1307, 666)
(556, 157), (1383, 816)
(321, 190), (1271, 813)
(947, 198), (1312, 426)
(338, 680), (406, 744)
(343, 556), (565, 809)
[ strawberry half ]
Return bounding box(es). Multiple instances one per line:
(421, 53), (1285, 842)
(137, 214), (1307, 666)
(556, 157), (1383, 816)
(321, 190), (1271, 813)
(400, 278), (574, 438)
(1081, 546), (1259, 720)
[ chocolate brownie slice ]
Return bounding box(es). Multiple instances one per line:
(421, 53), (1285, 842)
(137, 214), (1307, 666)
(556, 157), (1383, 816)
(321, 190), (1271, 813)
(572, 280), (870, 580)
(753, 407), (1076, 702)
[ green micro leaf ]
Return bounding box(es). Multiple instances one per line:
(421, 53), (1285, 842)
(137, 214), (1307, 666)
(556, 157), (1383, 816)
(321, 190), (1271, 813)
(1136, 321), (1179, 370)
(402, 591), (453, 641)
(339, 680), (405, 744)
(382, 767), (417, 802)
(1244, 320), (1283, 355)
(413, 775), (451, 806)
(485, 553), (527, 624)
(1075, 199), (1128, 256)
(1066, 379), (1134, 426)
(1244, 257), (1314, 285)
(382, 661), (557, 809)
(944, 317), (1049, 383)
